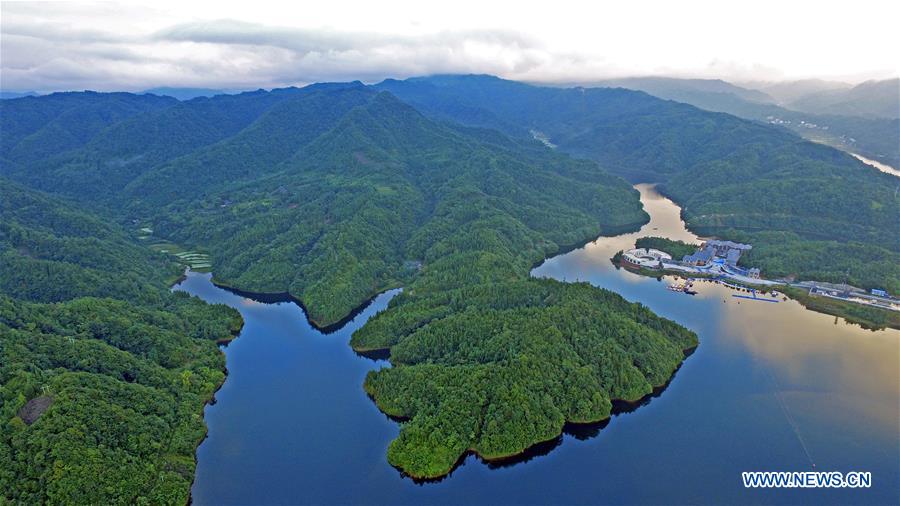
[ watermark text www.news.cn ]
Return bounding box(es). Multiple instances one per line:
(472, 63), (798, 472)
(742, 471), (872, 488)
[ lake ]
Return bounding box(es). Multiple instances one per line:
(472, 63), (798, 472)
(177, 184), (899, 505)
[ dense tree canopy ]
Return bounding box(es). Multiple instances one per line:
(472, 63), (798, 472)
(634, 236), (699, 260)
(0, 180), (241, 503)
(135, 92), (650, 326)
(354, 279), (696, 478)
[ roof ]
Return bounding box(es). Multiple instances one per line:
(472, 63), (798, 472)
(682, 248), (714, 263)
(706, 240), (752, 250)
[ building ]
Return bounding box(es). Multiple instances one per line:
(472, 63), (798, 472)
(622, 248), (672, 269)
(706, 240), (751, 257)
(682, 240), (752, 267)
(871, 288), (888, 297)
(682, 245), (714, 265)
(748, 268), (761, 279)
(725, 249), (742, 266)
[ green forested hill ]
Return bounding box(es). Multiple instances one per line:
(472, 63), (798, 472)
(0, 180), (241, 504)
(0, 178), (180, 302)
(1, 85), (700, 481)
(2, 87), (315, 203)
(0, 91), (176, 166)
(353, 276), (696, 479)
(376, 75), (900, 293)
(123, 85), (376, 208)
(139, 91), (650, 326)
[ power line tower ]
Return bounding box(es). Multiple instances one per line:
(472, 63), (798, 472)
(841, 268), (850, 296)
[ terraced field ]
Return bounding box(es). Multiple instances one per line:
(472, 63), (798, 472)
(141, 230), (213, 272)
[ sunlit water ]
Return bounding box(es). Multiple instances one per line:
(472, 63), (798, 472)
(177, 184), (898, 505)
(851, 153), (900, 177)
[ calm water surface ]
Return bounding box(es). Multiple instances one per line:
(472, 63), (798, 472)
(177, 184), (899, 505)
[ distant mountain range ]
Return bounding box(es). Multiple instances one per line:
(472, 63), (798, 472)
(578, 76), (776, 104)
(3, 74), (896, 294)
(780, 79), (899, 119)
(1, 88), (243, 101)
(743, 78), (851, 104)
(0, 91), (40, 100)
(140, 87), (244, 100)
(556, 76), (899, 167)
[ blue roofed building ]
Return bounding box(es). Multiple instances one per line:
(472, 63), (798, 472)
(681, 240), (754, 269)
(725, 248), (741, 266)
(682, 245), (715, 265)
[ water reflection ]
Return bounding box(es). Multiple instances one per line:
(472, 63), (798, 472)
(179, 183), (898, 505)
(534, 183), (899, 489)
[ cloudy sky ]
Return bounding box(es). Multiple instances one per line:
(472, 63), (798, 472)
(1, 0), (897, 92)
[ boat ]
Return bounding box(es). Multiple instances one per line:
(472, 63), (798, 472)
(668, 282), (697, 295)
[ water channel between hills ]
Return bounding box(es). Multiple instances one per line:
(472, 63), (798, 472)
(177, 183), (899, 505)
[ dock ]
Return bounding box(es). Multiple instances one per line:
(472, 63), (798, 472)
(731, 288), (779, 303)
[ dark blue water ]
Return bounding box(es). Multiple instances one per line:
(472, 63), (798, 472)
(177, 185), (899, 505)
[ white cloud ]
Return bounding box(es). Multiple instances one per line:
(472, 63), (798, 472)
(1, 0), (897, 92)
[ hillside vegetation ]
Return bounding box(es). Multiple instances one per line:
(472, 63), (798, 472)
(634, 236), (699, 260)
(0, 179), (241, 504)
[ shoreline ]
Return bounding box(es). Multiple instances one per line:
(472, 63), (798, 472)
(208, 276), (401, 334)
(529, 219), (651, 273)
(390, 344), (697, 482)
(176, 284), (243, 506)
(611, 259), (900, 331)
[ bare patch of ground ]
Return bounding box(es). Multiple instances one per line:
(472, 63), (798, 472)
(18, 396), (53, 425)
